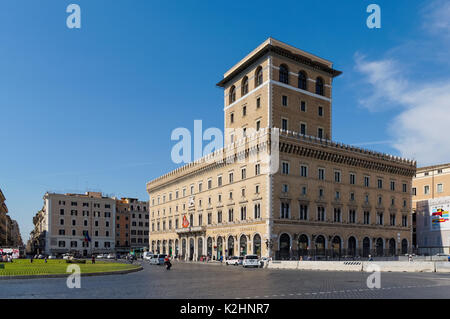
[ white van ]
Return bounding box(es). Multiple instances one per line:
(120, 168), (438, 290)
(242, 255), (260, 268)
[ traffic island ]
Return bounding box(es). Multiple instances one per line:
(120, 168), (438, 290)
(0, 259), (142, 280)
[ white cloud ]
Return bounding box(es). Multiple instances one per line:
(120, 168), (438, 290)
(355, 56), (450, 166)
(354, 0), (450, 166)
(422, 0), (450, 36)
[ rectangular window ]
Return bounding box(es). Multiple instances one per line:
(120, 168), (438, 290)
(300, 165), (308, 177)
(437, 183), (444, 193)
(378, 179), (383, 189)
(255, 164), (260, 175)
(282, 162), (289, 175)
(364, 176), (370, 187)
(300, 123), (306, 135)
(424, 185), (430, 195)
(318, 168), (325, 180)
(228, 209), (233, 222)
(230, 113), (234, 123)
(241, 168), (246, 179)
(281, 203), (290, 219)
(218, 176), (222, 187)
(334, 171), (341, 183)
(218, 211), (222, 223)
(350, 173), (356, 185)
(318, 106), (323, 117)
(364, 211), (370, 224)
(243, 105), (247, 116)
(349, 210), (356, 223)
(299, 205), (308, 220)
(390, 181), (396, 191)
(318, 128), (323, 139)
(229, 172), (234, 183)
(256, 97), (261, 108)
(300, 101), (306, 112)
(282, 95), (288, 106)
(256, 120), (261, 131)
(282, 118), (288, 130)
(317, 207), (325, 221)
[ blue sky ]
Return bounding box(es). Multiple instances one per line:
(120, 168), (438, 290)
(1, 0), (449, 241)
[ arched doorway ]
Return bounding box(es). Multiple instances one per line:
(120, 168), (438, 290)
(298, 234), (309, 257)
(189, 238), (195, 261)
(315, 235), (325, 256)
(389, 238), (396, 256)
(157, 240), (161, 254)
(217, 237), (223, 260)
(207, 237), (212, 257)
(198, 237), (203, 260)
(168, 240), (173, 256)
(332, 236), (341, 256)
(228, 236), (235, 257)
(240, 235), (248, 256)
(348, 236), (357, 256)
(279, 233), (291, 260)
(182, 239), (186, 259)
(401, 239), (408, 254)
(175, 239), (179, 257)
(376, 238), (384, 256)
(162, 240), (167, 254)
(363, 237), (371, 257)
(253, 234), (261, 257)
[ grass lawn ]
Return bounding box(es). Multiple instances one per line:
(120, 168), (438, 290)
(0, 259), (140, 277)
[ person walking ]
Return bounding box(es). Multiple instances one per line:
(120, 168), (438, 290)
(92, 255), (96, 264)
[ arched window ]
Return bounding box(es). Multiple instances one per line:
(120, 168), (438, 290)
(348, 236), (357, 256)
(315, 77), (324, 96)
(239, 235), (247, 256)
(279, 233), (291, 260)
(253, 234), (261, 257)
(389, 238), (396, 256)
(298, 71), (307, 90)
(363, 237), (371, 257)
(315, 235), (325, 253)
(255, 66), (263, 87)
(376, 238), (384, 256)
(229, 86), (236, 104)
(279, 64), (289, 84)
(228, 236), (235, 257)
(241, 76), (249, 96)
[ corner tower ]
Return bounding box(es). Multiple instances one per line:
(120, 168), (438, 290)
(217, 38), (341, 143)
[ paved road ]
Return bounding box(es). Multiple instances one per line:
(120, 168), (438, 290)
(1, 261), (450, 299)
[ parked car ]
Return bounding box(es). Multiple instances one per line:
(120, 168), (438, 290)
(150, 254), (167, 265)
(48, 255), (56, 259)
(143, 252), (154, 261)
(226, 256), (240, 266)
(96, 254), (104, 259)
(106, 253), (115, 259)
(62, 254), (73, 260)
(37, 254), (45, 259)
(242, 255), (260, 268)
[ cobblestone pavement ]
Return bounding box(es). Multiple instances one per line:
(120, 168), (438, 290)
(1, 261), (449, 299)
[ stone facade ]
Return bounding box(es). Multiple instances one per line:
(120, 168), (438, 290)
(31, 192), (116, 256)
(115, 197), (149, 253)
(413, 163), (450, 253)
(147, 38), (416, 261)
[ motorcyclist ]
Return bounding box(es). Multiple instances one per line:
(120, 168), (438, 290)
(164, 255), (172, 270)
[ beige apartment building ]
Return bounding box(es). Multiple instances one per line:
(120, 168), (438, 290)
(412, 163), (450, 253)
(115, 197), (149, 253)
(147, 38), (416, 261)
(31, 192), (116, 256)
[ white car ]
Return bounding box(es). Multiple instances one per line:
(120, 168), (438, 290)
(48, 255), (56, 259)
(143, 252), (154, 261)
(96, 254), (104, 259)
(106, 253), (115, 259)
(226, 256), (240, 266)
(62, 254), (73, 260)
(242, 255), (260, 268)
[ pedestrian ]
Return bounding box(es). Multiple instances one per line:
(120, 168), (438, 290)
(30, 255), (33, 263)
(92, 255), (96, 264)
(44, 256), (47, 263)
(408, 254), (413, 262)
(368, 254), (373, 261)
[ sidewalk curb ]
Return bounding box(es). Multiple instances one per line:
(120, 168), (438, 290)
(0, 265), (143, 280)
